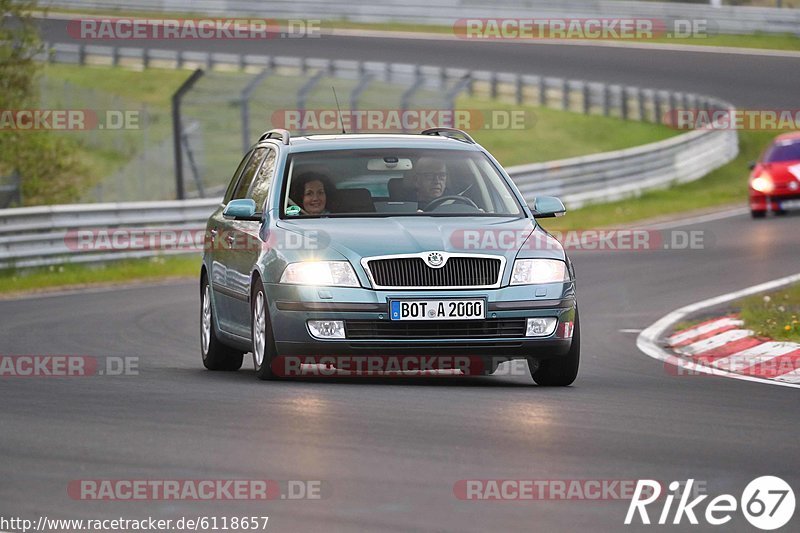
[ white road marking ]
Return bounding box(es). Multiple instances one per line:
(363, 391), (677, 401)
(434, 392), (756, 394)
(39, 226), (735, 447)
(668, 317), (743, 345)
(641, 207), (749, 231)
(619, 328), (643, 333)
(774, 368), (800, 384)
(678, 329), (753, 356)
(637, 272), (800, 389)
(711, 342), (800, 372)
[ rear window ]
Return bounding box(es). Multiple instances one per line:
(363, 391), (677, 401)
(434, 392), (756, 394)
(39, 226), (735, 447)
(764, 140), (800, 163)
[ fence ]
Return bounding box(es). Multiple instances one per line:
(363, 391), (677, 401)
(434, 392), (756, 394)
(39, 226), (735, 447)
(0, 125), (737, 268)
(41, 0), (800, 35)
(1, 40), (740, 267)
(0, 172), (22, 209)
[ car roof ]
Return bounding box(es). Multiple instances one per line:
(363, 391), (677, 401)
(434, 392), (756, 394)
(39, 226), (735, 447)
(774, 131), (800, 144)
(262, 133), (485, 153)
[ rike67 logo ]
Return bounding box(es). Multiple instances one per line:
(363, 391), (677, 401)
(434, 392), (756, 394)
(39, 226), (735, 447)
(625, 477), (795, 530)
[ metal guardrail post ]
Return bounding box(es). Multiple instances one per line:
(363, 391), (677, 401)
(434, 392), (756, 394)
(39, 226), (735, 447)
(582, 83), (590, 115)
(562, 79), (570, 111)
(350, 71), (375, 132)
(400, 66), (425, 132)
(538, 77), (546, 107)
(241, 68), (273, 154)
(172, 69), (205, 200)
(515, 74), (523, 105)
(621, 87), (629, 121)
(296, 69), (327, 135)
(654, 92), (663, 125)
(638, 89), (646, 122)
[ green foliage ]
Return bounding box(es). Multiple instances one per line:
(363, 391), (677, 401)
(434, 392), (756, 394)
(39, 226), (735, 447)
(740, 286), (800, 342)
(0, 0), (90, 205)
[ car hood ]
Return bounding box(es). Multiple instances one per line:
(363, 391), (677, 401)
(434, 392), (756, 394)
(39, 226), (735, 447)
(275, 216), (566, 265)
(761, 161), (800, 184)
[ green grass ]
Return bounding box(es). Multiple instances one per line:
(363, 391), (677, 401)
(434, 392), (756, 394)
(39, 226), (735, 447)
(0, 255), (200, 295)
(460, 97), (677, 167)
(540, 130), (774, 231)
(41, 8), (800, 52)
(41, 63), (678, 201)
(739, 283), (800, 342)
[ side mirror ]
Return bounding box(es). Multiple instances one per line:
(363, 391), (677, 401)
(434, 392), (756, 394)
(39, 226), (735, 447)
(223, 199), (260, 221)
(530, 196), (566, 218)
(748, 161), (756, 171)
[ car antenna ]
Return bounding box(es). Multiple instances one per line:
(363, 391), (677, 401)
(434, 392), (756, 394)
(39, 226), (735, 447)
(332, 86), (347, 134)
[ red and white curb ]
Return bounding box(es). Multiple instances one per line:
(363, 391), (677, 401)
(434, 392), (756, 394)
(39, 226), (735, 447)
(637, 272), (800, 389)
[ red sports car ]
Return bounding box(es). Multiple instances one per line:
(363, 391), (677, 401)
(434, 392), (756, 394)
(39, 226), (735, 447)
(749, 132), (800, 218)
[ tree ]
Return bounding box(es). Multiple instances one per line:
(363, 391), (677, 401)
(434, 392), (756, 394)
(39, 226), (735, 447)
(0, 0), (89, 206)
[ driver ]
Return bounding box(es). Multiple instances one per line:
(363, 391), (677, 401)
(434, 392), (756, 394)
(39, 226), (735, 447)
(412, 157), (447, 209)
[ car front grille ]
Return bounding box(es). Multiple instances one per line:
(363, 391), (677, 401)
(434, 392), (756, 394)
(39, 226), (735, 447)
(366, 256), (501, 288)
(345, 319), (526, 340)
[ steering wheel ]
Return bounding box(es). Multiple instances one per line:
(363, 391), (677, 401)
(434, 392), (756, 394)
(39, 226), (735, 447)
(423, 195), (479, 211)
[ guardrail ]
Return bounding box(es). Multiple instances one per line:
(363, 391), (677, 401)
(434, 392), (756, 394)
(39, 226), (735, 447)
(42, 0), (800, 36)
(2, 42), (737, 268)
(0, 199), (219, 268)
(0, 122), (737, 269)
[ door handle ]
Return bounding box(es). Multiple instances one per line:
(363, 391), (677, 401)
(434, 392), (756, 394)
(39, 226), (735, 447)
(226, 234), (236, 245)
(209, 228), (218, 240)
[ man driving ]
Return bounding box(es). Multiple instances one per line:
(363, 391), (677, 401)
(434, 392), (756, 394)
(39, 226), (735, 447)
(412, 157), (447, 209)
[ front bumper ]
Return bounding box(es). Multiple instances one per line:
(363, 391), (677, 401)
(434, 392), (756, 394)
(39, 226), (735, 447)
(750, 190), (800, 212)
(265, 282), (577, 359)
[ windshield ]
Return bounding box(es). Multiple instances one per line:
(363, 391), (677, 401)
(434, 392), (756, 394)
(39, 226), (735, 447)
(764, 140), (800, 163)
(281, 148), (523, 218)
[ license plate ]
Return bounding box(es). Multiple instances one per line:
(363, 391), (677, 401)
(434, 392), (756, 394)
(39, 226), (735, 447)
(390, 299), (485, 321)
(780, 199), (800, 210)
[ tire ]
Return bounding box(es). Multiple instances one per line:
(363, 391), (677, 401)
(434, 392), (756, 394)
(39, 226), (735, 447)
(201, 277), (244, 371)
(775, 209), (787, 216)
(251, 282), (278, 380)
(530, 311), (580, 386)
(751, 210), (766, 219)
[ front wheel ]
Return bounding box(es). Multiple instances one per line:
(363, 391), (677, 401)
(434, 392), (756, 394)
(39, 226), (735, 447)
(201, 278), (244, 371)
(251, 284), (278, 380)
(529, 312), (580, 386)
(751, 210), (766, 219)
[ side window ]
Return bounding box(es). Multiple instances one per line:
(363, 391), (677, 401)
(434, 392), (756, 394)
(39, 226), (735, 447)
(248, 149), (277, 211)
(231, 148), (267, 200)
(223, 151), (253, 203)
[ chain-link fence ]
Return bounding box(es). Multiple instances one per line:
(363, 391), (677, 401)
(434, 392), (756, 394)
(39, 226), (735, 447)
(38, 46), (456, 202)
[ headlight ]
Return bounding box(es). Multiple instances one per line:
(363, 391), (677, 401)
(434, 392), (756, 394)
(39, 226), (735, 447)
(751, 173), (775, 194)
(280, 261), (360, 287)
(510, 259), (568, 285)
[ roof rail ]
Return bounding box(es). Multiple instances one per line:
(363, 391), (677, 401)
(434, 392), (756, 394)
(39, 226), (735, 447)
(420, 127), (475, 144)
(259, 129), (291, 145)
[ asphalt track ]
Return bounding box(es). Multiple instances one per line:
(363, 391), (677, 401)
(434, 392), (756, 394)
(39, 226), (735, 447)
(2, 20), (800, 533)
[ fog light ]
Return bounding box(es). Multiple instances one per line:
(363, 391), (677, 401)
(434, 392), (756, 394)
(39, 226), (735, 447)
(526, 317), (557, 337)
(308, 320), (345, 339)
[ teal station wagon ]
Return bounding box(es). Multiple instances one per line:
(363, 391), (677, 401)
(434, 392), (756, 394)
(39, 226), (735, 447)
(200, 128), (579, 385)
